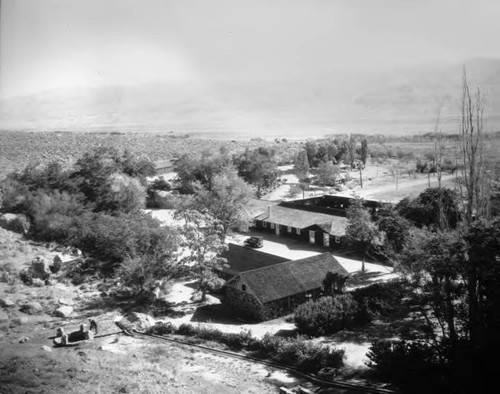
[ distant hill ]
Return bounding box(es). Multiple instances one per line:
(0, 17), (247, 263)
(1, 58), (499, 137)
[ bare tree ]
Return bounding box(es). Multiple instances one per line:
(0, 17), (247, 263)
(459, 69), (493, 354)
(459, 69), (492, 224)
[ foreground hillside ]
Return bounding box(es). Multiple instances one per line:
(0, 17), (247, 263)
(0, 227), (301, 394)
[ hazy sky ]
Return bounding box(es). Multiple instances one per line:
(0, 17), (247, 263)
(2, 0), (500, 98)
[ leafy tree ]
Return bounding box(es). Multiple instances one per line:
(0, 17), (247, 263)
(177, 210), (228, 301)
(26, 190), (87, 242)
(293, 150), (309, 180)
(360, 138), (369, 166)
(397, 188), (461, 230)
(194, 171), (252, 241)
(116, 226), (181, 299)
(174, 147), (233, 193)
(398, 229), (465, 346)
(95, 173), (147, 213)
(346, 136), (357, 168)
(375, 205), (411, 255)
(316, 161), (340, 186)
(304, 141), (318, 167)
(236, 147), (278, 197)
(345, 197), (378, 272)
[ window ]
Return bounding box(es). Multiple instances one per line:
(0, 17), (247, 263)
(335, 236), (341, 244)
(309, 230), (315, 244)
(242, 284), (246, 291)
(296, 227), (301, 235)
(262, 221), (267, 228)
(323, 233), (330, 247)
(270, 223), (275, 229)
(287, 226), (292, 233)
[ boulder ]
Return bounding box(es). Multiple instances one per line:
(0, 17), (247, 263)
(32, 278), (45, 287)
(0, 310), (9, 322)
(58, 298), (74, 306)
(0, 271), (11, 283)
(0, 297), (15, 308)
(18, 336), (30, 343)
(20, 301), (43, 315)
(54, 306), (73, 318)
(41, 345), (52, 352)
(117, 312), (155, 332)
(0, 213), (30, 234)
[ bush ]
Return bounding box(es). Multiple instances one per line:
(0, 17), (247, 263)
(294, 295), (359, 336)
(145, 322), (175, 336)
(366, 340), (444, 393)
(351, 280), (407, 323)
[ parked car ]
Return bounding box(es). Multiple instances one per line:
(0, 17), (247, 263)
(244, 236), (264, 248)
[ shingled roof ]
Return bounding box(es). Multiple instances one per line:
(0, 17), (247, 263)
(254, 204), (347, 235)
(222, 243), (290, 276)
(230, 253), (349, 304)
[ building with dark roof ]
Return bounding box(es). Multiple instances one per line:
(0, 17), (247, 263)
(253, 204), (348, 248)
(248, 195), (389, 250)
(223, 253), (349, 320)
(219, 243), (289, 279)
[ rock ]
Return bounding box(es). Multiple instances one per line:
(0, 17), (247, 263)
(79, 284), (89, 291)
(12, 316), (29, 325)
(0, 271), (11, 283)
(0, 297), (15, 307)
(32, 278), (45, 287)
(0, 213), (30, 234)
(58, 298), (74, 306)
(41, 345), (52, 352)
(18, 336), (30, 343)
(54, 306), (73, 318)
(20, 301), (43, 315)
(45, 278), (56, 286)
(117, 312), (156, 332)
(0, 310), (9, 322)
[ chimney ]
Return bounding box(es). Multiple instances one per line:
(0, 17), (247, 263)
(267, 205), (271, 218)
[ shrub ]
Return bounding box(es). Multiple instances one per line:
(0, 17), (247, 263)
(145, 322), (175, 336)
(351, 280), (407, 323)
(366, 340), (444, 393)
(294, 295), (359, 336)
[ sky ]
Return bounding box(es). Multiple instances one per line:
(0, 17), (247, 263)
(1, 0), (500, 133)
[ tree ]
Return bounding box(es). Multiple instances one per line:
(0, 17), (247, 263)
(194, 171), (252, 241)
(177, 210), (228, 301)
(174, 147), (233, 193)
(398, 229), (465, 347)
(360, 138), (369, 167)
(236, 147), (278, 197)
(397, 188), (461, 230)
(459, 70), (492, 224)
(294, 150), (310, 180)
(116, 226), (181, 300)
(304, 141), (318, 167)
(316, 161), (340, 186)
(375, 206), (411, 255)
(345, 197), (378, 272)
(346, 136), (357, 168)
(72, 147), (154, 209)
(96, 173), (147, 213)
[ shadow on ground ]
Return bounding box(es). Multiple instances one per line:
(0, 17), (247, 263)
(190, 303), (257, 324)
